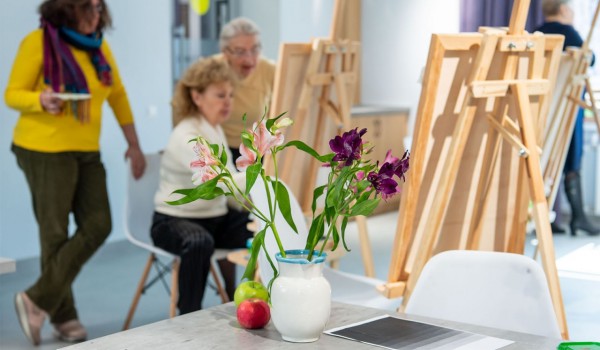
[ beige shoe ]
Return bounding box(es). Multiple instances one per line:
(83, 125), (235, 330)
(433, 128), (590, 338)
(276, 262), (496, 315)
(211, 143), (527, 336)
(53, 319), (87, 343)
(14, 292), (47, 346)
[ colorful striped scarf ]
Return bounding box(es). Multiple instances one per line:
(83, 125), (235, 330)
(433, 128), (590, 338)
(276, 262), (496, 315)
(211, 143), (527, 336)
(42, 19), (112, 123)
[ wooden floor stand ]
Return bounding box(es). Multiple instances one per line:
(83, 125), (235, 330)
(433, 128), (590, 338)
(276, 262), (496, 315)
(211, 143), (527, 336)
(379, 0), (569, 339)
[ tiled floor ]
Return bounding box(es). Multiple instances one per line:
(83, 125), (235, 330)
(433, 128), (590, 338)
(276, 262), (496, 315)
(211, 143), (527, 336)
(0, 212), (599, 349)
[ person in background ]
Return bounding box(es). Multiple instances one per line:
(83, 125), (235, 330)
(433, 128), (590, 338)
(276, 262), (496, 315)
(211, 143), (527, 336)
(152, 57), (253, 314)
(4, 0), (146, 346)
(536, 0), (599, 236)
(213, 17), (276, 161)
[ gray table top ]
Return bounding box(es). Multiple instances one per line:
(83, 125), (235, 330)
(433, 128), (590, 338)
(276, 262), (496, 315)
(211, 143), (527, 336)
(61, 302), (561, 349)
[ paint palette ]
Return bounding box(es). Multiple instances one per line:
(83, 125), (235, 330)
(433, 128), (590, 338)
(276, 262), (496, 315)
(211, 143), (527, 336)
(52, 93), (91, 101)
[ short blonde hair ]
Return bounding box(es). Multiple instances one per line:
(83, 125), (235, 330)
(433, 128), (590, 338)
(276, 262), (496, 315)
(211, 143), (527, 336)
(171, 58), (236, 127)
(542, 0), (572, 17)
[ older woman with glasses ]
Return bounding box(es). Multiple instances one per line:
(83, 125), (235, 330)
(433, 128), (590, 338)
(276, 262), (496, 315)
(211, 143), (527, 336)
(213, 17), (277, 162)
(5, 0), (146, 345)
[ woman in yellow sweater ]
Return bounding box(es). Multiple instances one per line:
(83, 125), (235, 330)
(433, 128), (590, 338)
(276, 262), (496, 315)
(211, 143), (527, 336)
(4, 0), (145, 345)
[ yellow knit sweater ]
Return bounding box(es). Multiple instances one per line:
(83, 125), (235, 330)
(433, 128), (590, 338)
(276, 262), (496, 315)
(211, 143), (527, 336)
(4, 29), (134, 152)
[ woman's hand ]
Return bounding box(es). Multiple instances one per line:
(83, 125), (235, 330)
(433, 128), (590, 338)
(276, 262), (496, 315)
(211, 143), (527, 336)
(125, 145), (146, 180)
(40, 87), (63, 115)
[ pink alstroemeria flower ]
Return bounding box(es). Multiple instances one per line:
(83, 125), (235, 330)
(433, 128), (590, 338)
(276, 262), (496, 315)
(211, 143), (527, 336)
(190, 140), (219, 184)
(192, 167), (218, 185)
(190, 141), (218, 169)
(235, 143), (257, 170)
(235, 121), (285, 170)
(254, 121), (284, 156)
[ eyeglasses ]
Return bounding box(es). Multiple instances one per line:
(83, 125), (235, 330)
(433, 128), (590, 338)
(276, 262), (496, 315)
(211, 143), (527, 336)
(225, 45), (261, 58)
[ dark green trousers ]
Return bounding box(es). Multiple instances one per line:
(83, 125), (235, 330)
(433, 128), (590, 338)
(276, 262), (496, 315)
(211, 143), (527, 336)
(12, 144), (112, 323)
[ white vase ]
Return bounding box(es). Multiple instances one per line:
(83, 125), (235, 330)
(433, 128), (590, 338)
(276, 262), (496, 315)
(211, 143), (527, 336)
(270, 249), (331, 342)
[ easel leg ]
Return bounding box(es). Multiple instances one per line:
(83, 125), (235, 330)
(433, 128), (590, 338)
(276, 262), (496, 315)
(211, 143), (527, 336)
(513, 83), (569, 339)
(356, 215), (375, 277)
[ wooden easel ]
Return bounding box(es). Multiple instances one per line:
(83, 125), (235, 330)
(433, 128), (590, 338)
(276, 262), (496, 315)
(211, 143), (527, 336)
(274, 38), (360, 210)
(542, 1), (600, 211)
(329, 0), (376, 278)
(268, 37), (360, 271)
(378, 0), (569, 339)
(270, 2), (380, 277)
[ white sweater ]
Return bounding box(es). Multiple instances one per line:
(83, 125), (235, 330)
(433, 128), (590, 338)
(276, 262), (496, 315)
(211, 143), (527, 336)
(154, 117), (245, 218)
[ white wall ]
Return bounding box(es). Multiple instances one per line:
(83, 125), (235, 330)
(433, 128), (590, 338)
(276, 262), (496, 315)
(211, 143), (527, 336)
(238, 0), (281, 61)
(279, 0), (335, 43)
(0, 0), (172, 260)
(361, 0), (460, 133)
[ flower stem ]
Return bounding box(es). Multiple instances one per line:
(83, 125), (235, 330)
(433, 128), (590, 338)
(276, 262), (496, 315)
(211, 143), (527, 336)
(269, 223), (286, 258)
(260, 168), (286, 258)
(318, 214), (338, 257)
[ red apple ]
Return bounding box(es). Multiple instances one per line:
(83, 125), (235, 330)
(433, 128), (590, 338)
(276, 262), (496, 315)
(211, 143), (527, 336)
(236, 298), (270, 329)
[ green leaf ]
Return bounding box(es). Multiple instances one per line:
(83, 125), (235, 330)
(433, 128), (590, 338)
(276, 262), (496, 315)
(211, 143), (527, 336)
(245, 163), (262, 195)
(241, 228), (266, 281)
(209, 143), (220, 156)
(262, 240), (279, 298)
(219, 144), (228, 165)
(331, 222), (340, 251)
(241, 132), (254, 150)
(311, 185), (327, 214)
(265, 111), (287, 131)
(349, 198), (381, 217)
(356, 179), (372, 193)
(326, 167), (352, 208)
(271, 180), (298, 234)
(340, 216), (351, 251)
(282, 140), (334, 163)
(324, 204), (336, 222)
(305, 213), (325, 252)
(166, 174), (226, 205)
(357, 188), (373, 203)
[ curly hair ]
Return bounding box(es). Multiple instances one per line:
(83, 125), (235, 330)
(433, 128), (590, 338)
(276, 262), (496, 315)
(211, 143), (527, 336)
(39, 0), (112, 32)
(171, 58), (237, 127)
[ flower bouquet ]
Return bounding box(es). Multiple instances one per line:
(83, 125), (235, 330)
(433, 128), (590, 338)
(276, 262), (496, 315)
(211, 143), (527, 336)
(167, 112), (409, 287)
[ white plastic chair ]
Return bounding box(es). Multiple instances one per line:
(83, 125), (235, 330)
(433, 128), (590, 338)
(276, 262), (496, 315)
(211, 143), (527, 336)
(404, 250), (561, 338)
(122, 152), (229, 330)
(249, 179), (400, 311)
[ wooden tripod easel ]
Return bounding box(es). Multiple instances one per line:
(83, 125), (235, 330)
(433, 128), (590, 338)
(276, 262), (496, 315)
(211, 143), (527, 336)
(543, 1), (600, 211)
(273, 38), (360, 211)
(378, 0), (569, 339)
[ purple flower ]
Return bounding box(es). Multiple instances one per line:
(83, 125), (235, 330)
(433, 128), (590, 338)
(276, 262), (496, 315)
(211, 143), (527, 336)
(329, 128), (367, 166)
(394, 150), (410, 181)
(383, 150), (410, 181)
(367, 170), (399, 199)
(377, 162), (396, 179)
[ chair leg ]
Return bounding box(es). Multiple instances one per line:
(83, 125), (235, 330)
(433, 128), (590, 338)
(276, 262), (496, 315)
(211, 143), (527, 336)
(123, 253), (155, 330)
(210, 262), (230, 303)
(170, 259), (180, 318)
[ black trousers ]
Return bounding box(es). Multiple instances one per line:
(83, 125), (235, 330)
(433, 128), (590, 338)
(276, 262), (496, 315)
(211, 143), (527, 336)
(151, 210), (252, 314)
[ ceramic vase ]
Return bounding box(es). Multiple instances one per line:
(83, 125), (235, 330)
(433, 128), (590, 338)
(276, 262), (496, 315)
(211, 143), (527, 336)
(270, 249), (331, 342)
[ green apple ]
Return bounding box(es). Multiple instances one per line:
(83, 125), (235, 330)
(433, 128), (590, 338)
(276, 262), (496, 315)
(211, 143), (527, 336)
(234, 281), (269, 307)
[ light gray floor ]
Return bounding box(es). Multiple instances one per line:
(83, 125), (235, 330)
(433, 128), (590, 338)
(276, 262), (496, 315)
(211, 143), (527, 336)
(1, 212), (599, 349)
